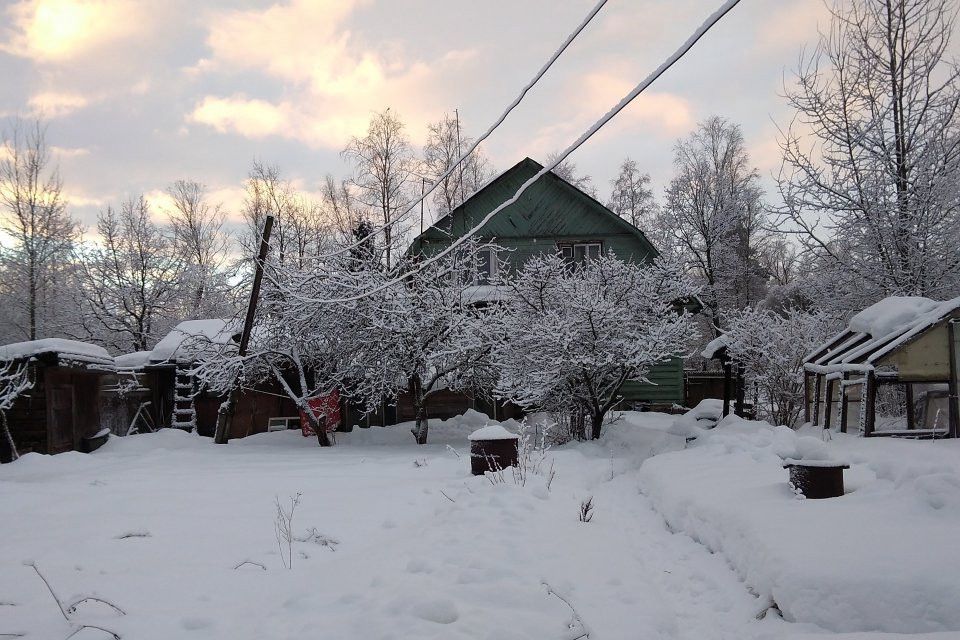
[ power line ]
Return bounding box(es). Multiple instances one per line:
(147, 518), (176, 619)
(305, 0), (745, 304)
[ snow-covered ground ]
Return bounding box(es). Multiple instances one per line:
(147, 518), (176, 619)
(1, 410), (957, 639)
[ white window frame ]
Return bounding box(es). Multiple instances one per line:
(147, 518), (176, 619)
(476, 247), (498, 284)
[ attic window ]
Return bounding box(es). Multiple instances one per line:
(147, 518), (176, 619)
(559, 242), (601, 269)
(476, 247), (498, 284)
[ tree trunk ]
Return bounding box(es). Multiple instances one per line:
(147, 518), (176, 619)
(589, 410), (605, 440)
(305, 408), (332, 447)
(409, 375), (428, 445)
(1, 412), (19, 462)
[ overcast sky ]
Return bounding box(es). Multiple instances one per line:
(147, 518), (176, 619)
(0, 0), (831, 232)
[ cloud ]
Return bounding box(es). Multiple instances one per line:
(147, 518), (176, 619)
(187, 0), (474, 148)
(51, 145), (90, 158)
(189, 96), (288, 140)
(580, 74), (695, 136)
(27, 91), (90, 118)
(1, 0), (143, 63)
(756, 1), (831, 53)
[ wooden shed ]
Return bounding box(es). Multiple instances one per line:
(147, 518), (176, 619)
(803, 297), (960, 438)
(0, 339), (115, 462)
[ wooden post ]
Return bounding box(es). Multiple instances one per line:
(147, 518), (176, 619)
(948, 320), (959, 439)
(839, 373), (850, 433)
(803, 371), (811, 423)
(722, 361), (732, 417)
(214, 215), (274, 445)
(812, 374), (822, 427)
(864, 370), (877, 437)
(904, 382), (915, 430)
(824, 378), (835, 430)
(734, 362), (746, 418)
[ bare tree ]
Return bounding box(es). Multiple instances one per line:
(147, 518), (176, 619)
(0, 118), (77, 340)
(165, 180), (230, 317)
(665, 116), (767, 335)
(421, 112), (494, 215)
(607, 157), (659, 231)
(776, 0), (960, 310)
(75, 196), (186, 352)
(342, 108), (414, 270)
(546, 151), (598, 198)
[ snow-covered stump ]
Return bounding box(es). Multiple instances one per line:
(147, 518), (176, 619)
(782, 460), (849, 499)
(468, 425), (518, 476)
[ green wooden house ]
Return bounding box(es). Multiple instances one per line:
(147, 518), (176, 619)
(408, 157), (686, 408)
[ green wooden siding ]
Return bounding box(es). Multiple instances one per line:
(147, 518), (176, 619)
(408, 157), (686, 406)
(619, 358), (685, 406)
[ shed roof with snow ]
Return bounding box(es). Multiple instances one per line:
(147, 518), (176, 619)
(803, 296), (960, 378)
(0, 338), (115, 369)
(149, 319), (240, 365)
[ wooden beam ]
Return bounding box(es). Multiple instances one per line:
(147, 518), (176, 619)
(803, 372), (811, 423)
(812, 374), (822, 427)
(722, 362), (732, 417)
(948, 320), (959, 439)
(214, 215), (274, 445)
(839, 373), (849, 434)
(864, 370), (877, 437)
(824, 378), (835, 430)
(904, 382), (915, 431)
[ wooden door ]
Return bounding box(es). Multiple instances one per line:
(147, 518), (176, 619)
(47, 384), (75, 454)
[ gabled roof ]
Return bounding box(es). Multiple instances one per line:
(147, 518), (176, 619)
(803, 296), (960, 374)
(408, 157), (658, 257)
(0, 338), (115, 369)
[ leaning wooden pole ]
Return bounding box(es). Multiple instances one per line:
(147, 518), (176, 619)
(214, 215), (275, 445)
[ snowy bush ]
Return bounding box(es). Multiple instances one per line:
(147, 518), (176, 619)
(493, 254), (698, 440)
(722, 307), (836, 427)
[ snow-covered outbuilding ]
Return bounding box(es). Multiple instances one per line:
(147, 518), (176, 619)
(0, 339), (115, 462)
(803, 296), (960, 437)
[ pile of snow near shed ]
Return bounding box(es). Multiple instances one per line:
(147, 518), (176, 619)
(639, 416), (960, 634)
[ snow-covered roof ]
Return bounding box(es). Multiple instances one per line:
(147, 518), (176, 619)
(804, 296), (960, 374)
(701, 334), (729, 359)
(150, 319), (239, 364)
(114, 350), (154, 370)
(0, 338), (114, 367)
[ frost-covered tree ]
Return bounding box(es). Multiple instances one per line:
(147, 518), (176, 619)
(75, 196), (186, 352)
(342, 108), (414, 270)
(164, 180), (231, 318)
(723, 307), (836, 427)
(607, 157), (658, 231)
(0, 118), (77, 341)
(777, 0), (960, 310)
(421, 112), (494, 215)
(0, 359), (32, 462)
(494, 254), (698, 440)
(340, 243), (500, 444)
(665, 116), (767, 335)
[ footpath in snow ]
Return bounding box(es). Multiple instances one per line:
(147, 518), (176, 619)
(639, 415), (960, 636)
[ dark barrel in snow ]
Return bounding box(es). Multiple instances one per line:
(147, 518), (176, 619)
(468, 425), (519, 476)
(783, 460), (849, 499)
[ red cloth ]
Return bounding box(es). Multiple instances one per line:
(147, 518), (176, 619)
(300, 391), (340, 436)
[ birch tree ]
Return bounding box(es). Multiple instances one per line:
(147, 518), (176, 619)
(776, 0), (960, 310)
(0, 118), (77, 340)
(607, 157), (658, 231)
(421, 112), (494, 215)
(165, 180), (231, 317)
(342, 109), (414, 270)
(665, 116), (767, 335)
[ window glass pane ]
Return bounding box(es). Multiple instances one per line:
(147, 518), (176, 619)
(477, 249), (492, 284)
(588, 244), (600, 259)
(574, 245), (586, 263)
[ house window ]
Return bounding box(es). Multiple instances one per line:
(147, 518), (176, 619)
(559, 242), (601, 269)
(476, 247), (497, 284)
